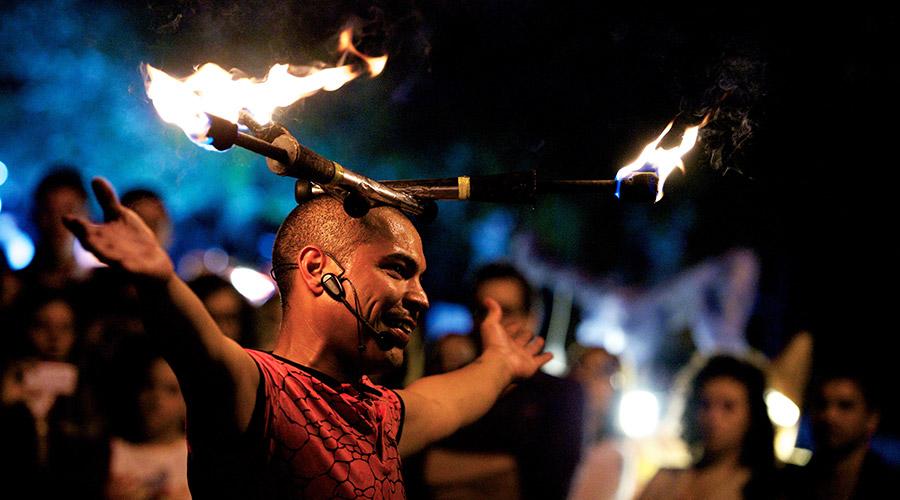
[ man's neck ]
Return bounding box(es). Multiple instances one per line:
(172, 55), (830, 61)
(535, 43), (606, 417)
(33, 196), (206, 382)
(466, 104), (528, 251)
(812, 444), (868, 500)
(819, 442), (869, 473)
(273, 311), (355, 383)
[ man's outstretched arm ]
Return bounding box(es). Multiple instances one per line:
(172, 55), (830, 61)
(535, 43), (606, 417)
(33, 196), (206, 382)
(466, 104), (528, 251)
(64, 178), (259, 438)
(397, 298), (552, 456)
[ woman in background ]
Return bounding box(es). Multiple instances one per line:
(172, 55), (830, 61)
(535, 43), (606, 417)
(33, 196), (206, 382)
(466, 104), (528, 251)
(637, 355), (777, 500)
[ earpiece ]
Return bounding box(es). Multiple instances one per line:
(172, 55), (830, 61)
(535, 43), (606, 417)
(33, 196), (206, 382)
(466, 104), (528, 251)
(321, 273), (345, 300)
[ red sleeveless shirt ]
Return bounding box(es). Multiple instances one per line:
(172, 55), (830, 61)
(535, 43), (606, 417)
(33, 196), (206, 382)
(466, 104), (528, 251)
(187, 350), (406, 499)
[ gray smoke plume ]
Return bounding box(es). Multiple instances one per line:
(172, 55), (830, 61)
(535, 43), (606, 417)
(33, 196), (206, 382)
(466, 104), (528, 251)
(689, 52), (767, 177)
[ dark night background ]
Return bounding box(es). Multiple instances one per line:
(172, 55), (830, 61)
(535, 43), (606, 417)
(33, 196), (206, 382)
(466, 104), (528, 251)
(2, 1), (898, 435)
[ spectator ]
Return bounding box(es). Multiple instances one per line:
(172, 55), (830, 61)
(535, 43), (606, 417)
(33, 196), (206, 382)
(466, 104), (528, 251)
(19, 167), (88, 291)
(567, 346), (630, 500)
(3, 289), (109, 497)
(121, 188), (172, 249)
(423, 263), (584, 500)
(638, 355), (777, 500)
(189, 274), (254, 345)
(107, 345), (190, 500)
(782, 370), (898, 499)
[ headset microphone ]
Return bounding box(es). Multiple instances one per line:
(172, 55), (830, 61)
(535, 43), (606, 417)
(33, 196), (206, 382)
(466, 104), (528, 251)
(321, 273), (394, 351)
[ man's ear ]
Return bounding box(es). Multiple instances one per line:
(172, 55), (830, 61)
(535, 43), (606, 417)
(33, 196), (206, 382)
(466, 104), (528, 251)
(297, 246), (327, 295)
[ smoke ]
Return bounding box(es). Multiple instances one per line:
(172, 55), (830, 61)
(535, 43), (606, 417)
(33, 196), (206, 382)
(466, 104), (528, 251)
(137, 1), (427, 69)
(689, 52), (767, 177)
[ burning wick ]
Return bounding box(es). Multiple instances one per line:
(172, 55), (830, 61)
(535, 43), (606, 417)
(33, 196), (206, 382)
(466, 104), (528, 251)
(615, 115), (710, 202)
(143, 28), (387, 150)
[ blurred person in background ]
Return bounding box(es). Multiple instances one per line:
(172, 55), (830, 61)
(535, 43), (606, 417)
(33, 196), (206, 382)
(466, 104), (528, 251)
(428, 333), (479, 374)
(120, 189), (173, 250)
(782, 370), (898, 500)
(567, 346), (631, 500)
(1, 248), (22, 313)
(107, 339), (190, 500)
(637, 355), (778, 500)
(2, 289), (109, 497)
(189, 274), (255, 346)
(423, 262), (584, 500)
(23, 290), (79, 363)
(0, 355), (41, 498)
(18, 167), (89, 291)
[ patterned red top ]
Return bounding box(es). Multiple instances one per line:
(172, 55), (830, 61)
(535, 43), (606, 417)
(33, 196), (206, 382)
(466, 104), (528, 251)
(186, 350), (406, 499)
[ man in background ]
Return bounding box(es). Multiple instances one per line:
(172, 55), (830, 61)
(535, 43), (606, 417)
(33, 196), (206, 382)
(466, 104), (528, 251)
(424, 263), (584, 500)
(783, 370), (898, 499)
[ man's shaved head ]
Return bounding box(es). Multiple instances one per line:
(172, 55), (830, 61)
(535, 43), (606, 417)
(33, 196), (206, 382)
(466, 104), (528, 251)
(271, 196), (399, 302)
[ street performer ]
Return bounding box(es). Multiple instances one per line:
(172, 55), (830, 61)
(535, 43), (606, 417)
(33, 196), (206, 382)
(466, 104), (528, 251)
(63, 178), (551, 499)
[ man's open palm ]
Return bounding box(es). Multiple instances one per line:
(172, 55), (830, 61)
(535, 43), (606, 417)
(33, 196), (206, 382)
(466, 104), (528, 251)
(63, 177), (174, 282)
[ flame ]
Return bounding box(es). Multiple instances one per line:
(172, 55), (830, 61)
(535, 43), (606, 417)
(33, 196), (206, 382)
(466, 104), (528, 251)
(338, 29), (388, 77)
(144, 29), (386, 148)
(616, 115), (710, 201)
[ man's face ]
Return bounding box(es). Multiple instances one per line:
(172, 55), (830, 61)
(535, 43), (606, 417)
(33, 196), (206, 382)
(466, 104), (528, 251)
(341, 210), (429, 369)
(475, 277), (536, 337)
(811, 379), (878, 454)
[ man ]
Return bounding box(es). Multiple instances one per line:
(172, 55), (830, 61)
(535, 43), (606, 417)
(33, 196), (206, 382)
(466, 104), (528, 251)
(783, 371), (898, 500)
(424, 263), (584, 500)
(63, 178), (551, 498)
(20, 167), (89, 290)
(120, 188), (173, 249)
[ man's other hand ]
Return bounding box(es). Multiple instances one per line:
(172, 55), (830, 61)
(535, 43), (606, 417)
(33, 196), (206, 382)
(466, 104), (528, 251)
(62, 177), (174, 282)
(478, 297), (553, 381)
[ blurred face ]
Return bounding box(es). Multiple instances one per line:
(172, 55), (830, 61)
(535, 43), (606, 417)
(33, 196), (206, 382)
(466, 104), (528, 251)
(573, 349), (619, 417)
(28, 299), (76, 361)
(475, 277), (536, 337)
(37, 187), (87, 246)
(129, 198), (172, 248)
(204, 287), (243, 341)
(436, 335), (477, 372)
(139, 358), (186, 441)
(697, 376), (751, 456)
(811, 379), (878, 454)
(339, 210), (429, 369)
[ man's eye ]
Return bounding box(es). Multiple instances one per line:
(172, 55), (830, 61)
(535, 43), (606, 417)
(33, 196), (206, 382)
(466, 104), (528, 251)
(385, 264), (406, 277)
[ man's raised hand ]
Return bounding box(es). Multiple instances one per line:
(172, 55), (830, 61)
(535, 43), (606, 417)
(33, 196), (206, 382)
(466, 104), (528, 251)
(478, 297), (553, 381)
(62, 177), (174, 282)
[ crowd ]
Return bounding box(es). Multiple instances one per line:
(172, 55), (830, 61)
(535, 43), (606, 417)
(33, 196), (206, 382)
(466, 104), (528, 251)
(1, 167), (896, 499)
